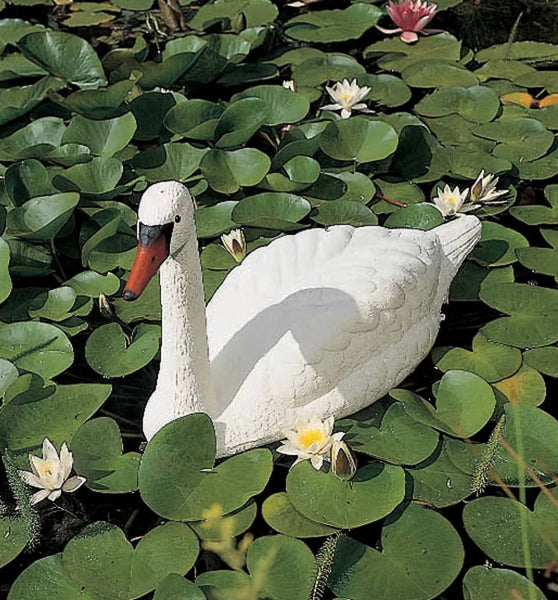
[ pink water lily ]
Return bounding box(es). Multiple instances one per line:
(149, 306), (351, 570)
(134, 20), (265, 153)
(376, 0), (438, 44)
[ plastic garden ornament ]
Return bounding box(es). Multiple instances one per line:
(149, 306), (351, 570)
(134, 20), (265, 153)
(123, 181), (480, 457)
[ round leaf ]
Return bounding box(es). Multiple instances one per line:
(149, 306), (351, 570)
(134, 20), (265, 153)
(232, 193), (311, 230)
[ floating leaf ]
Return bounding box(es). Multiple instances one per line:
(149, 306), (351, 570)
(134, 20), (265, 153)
(19, 31), (107, 89)
(164, 99), (224, 141)
(214, 98), (267, 148)
(200, 148), (270, 194)
(402, 61), (478, 88)
(470, 221), (528, 267)
(63, 113), (137, 157)
(0, 238), (12, 304)
(310, 201), (378, 226)
(394, 370), (495, 438)
(524, 346), (558, 378)
(286, 461), (405, 529)
(232, 193), (310, 231)
(494, 363), (546, 407)
(319, 117), (398, 163)
(85, 323), (160, 378)
(139, 414), (273, 521)
(0, 515), (29, 570)
(511, 184), (558, 225)
(233, 85), (309, 126)
(415, 85), (500, 123)
(134, 143), (207, 182)
(330, 503), (464, 600)
(462, 566), (547, 600)
(384, 203), (443, 230)
(71, 417), (140, 493)
(195, 201), (238, 238)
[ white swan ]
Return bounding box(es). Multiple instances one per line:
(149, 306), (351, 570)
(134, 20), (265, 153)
(123, 181), (481, 457)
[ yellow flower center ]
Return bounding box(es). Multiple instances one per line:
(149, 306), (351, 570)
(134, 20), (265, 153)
(337, 92), (354, 103)
(298, 429), (325, 448)
(447, 194), (459, 204)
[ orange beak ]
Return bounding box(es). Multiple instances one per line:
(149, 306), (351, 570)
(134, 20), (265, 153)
(122, 223), (172, 301)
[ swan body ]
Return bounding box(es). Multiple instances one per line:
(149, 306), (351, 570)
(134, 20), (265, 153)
(124, 182), (481, 457)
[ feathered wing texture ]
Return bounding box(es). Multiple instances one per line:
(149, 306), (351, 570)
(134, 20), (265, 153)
(206, 225), (449, 455)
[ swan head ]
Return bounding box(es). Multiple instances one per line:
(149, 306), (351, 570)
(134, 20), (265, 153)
(123, 181), (192, 301)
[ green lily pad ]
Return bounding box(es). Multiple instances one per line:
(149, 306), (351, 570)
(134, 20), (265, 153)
(200, 148), (270, 194)
(0, 238), (12, 304)
(0, 19), (44, 53)
(334, 172), (375, 203)
(451, 262), (514, 302)
(0, 321), (73, 379)
(476, 41), (558, 63)
(407, 439), (473, 508)
(0, 116), (65, 161)
(384, 203), (443, 230)
(62, 113), (137, 157)
(189, 500), (257, 541)
(139, 414), (273, 521)
(0, 359), (18, 397)
(463, 487), (558, 568)
(470, 221), (528, 267)
(153, 574), (205, 600)
(0, 382), (111, 453)
(112, 275), (161, 323)
(292, 53), (365, 88)
(28, 286), (82, 322)
(71, 417), (140, 493)
(319, 117), (398, 163)
(0, 515), (29, 569)
(480, 282), (558, 347)
(402, 61), (478, 88)
(6, 238), (52, 278)
(134, 143), (207, 183)
(393, 370), (495, 438)
(415, 85), (500, 123)
(311, 201), (378, 226)
(233, 85), (309, 126)
(85, 323), (160, 378)
(19, 31), (107, 89)
(214, 98), (267, 149)
(493, 363), (546, 407)
(524, 346), (558, 377)
(187, 0), (277, 31)
(195, 201), (238, 238)
(284, 3), (381, 43)
(511, 184), (558, 225)
(286, 461), (405, 529)
(517, 245), (558, 277)
(473, 118), (554, 162)
(64, 271), (120, 298)
(62, 521), (199, 600)
(432, 332), (522, 382)
(164, 99), (224, 141)
(232, 193), (310, 231)
(262, 493), (339, 538)
(245, 535), (315, 600)
(5, 159), (54, 206)
(330, 503), (464, 600)
(0, 76), (63, 127)
(55, 157), (123, 196)
(462, 566), (547, 600)
(347, 403), (438, 465)
(7, 554), (97, 600)
(7, 192), (79, 241)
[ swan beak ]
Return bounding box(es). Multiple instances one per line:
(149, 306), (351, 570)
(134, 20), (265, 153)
(122, 223), (172, 301)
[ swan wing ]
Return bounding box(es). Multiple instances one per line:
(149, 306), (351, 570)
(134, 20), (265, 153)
(206, 225), (442, 409)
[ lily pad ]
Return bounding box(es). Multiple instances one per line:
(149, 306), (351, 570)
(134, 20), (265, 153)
(292, 53), (365, 88)
(511, 184), (558, 225)
(85, 323), (160, 378)
(319, 117), (398, 163)
(470, 221), (528, 267)
(200, 148), (270, 194)
(0, 515), (29, 570)
(330, 503), (464, 600)
(402, 61), (478, 88)
(493, 363), (546, 407)
(232, 193), (310, 231)
(310, 201), (378, 226)
(432, 333), (521, 382)
(214, 98), (267, 149)
(62, 113), (137, 157)
(233, 85), (309, 126)
(164, 99), (224, 141)
(284, 3), (381, 43)
(71, 417), (140, 493)
(393, 370), (495, 438)
(384, 203), (443, 230)
(139, 414), (273, 521)
(463, 487), (558, 568)
(55, 157), (123, 196)
(415, 85), (500, 123)
(286, 461), (405, 529)
(153, 575), (205, 600)
(133, 143), (207, 183)
(524, 346), (558, 377)
(462, 566), (547, 600)
(262, 493), (339, 538)
(347, 402), (439, 465)
(19, 31), (107, 89)
(62, 521), (199, 600)
(195, 201), (238, 238)
(0, 238), (12, 304)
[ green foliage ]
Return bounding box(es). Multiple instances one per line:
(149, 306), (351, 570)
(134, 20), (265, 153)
(1, 1), (558, 598)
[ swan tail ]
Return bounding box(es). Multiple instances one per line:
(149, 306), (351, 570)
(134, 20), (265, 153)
(434, 214), (482, 302)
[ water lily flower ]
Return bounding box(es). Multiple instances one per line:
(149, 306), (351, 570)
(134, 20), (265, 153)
(470, 170), (508, 205)
(221, 228), (247, 263)
(321, 79), (373, 119)
(277, 416), (345, 470)
(18, 438), (86, 505)
(376, 0), (438, 44)
(433, 184), (470, 217)
(282, 80), (296, 92)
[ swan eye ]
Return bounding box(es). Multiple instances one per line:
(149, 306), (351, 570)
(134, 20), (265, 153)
(174, 215), (181, 223)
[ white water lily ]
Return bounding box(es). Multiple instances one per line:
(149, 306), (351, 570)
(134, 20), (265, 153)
(277, 416), (345, 470)
(321, 79), (373, 119)
(18, 438), (86, 505)
(433, 184), (470, 217)
(221, 228), (247, 263)
(470, 170), (508, 205)
(282, 80), (296, 92)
